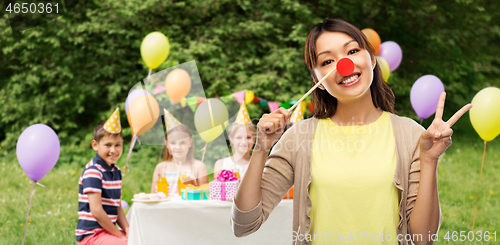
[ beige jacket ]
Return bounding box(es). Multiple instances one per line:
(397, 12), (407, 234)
(231, 114), (442, 245)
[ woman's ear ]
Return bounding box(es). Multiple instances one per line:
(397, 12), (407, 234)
(371, 55), (376, 70)
(311, 70), (326, 90)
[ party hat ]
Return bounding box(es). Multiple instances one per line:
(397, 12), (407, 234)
(290, 101), (307, 123)
(103, 108), (122, 133)
(163, 108), (182, 132)
(235, 103), (251, 124)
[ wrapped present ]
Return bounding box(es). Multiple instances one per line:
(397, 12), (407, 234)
(283, 186), (294, 199)
(209, 170), (240, 201)
(181, 184), (210, 200)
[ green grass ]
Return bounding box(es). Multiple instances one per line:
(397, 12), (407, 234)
(0, 135), (498, 244)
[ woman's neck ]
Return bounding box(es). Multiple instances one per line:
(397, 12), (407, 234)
(331, 93), (382, 126)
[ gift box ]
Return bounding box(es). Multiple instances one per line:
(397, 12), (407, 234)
(209, 170), (240, 201)
(181, 189), (209, 200)
(181, 184), (209, 200)
(283, 186), (294, 199)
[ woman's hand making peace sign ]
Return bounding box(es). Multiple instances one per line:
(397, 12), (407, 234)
(419, 92), (473, 164)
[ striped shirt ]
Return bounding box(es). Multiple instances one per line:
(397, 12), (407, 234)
(75, 153), (122, 242)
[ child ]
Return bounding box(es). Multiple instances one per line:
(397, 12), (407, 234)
(151, 109), (208, 195)
(76, 108), (129, 244)
(232, 18), (472, 244)
(214, 103), (256, 180)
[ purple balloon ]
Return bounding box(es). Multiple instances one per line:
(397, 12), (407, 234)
(378, 41), (402, 72)
(16, 124), (60, 182)
(121, 200), (129, 209)
(410, 75), (445, 119)
(125, 89), (152, 114)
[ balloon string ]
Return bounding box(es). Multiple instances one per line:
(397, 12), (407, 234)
(201, 142), (208, 163)
(22, 181), (35, 245)
(148, 69), (152, 81)
(472, 140), (487, 231)
(124, 135), (137, 174)
(36, 182), (51, 189)
(420, 118), (423, 125)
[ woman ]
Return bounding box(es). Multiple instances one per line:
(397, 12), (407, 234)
(151, 125), (208, 195)
(214, 123), (256, 180)
(232, 18), (471, 245)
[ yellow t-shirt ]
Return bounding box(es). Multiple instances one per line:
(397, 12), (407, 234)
(309, 111), (399, 244)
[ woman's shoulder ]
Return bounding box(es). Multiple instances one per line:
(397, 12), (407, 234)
(389, 113), (425, 132)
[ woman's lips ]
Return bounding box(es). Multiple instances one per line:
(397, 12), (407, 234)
(339, 74), (361, 87)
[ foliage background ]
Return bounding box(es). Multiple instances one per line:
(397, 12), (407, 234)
(1, 0), (500, 152)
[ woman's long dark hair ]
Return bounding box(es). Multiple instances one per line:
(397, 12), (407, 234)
(304, 18), (395, 119)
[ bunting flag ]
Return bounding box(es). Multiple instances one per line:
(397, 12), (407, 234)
(244, 90), (254, 104)
(197, 97), (207, 107)
(180, 97), (187, 107)
(232, 91), (245, 104)
(268, 101), (281, 112)
(153, 84), (166, 95)
(176, 90), (314, 115)
(307, 101), (315, 115)
(186, 96), (198, 112)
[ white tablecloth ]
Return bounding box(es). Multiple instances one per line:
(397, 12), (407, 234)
(126, 197), (293, 245)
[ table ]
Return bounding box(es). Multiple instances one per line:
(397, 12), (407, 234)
(126, 197), (293, 245)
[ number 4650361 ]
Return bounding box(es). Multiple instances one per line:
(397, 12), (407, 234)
(5, 3), (59, 14)
(444, 231), (496, 242)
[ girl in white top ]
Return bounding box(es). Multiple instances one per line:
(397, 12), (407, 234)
(214, 123), (256, 180)
(151, 125), (208, 196)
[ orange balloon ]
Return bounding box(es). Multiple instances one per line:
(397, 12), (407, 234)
(362, 28), (381, 55)
(164, 69), (192, 104)
(128, 95), (160, 136)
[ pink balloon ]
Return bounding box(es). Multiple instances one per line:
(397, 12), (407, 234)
(378, 41), (402, 72)
(410, 75), (445, 119)
(16, 124), (60, 181)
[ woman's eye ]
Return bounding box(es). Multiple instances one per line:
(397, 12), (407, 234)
(348, 49), (359, 55)
(321, 60), (333, 66)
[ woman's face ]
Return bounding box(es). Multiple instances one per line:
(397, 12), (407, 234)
(166, 131), (192, 159)
(314, 31), (375, 102)
(229, 126), (255, 155)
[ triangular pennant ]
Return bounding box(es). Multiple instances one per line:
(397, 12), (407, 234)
(186, 96), (198, 112)
(244, 90), (254, 104)
(197, 97), (207, 107)
(153, 85), (166, 95)
(180, 97), (187, 107)
(307, 101), (314, 115)
(103, 108), (122, 134)
(232, 91), (245, 104)
(235, 103), (251, 124)
(268, 101), (280, 112)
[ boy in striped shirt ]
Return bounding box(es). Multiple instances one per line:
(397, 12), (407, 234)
(76, 108), (129, 244)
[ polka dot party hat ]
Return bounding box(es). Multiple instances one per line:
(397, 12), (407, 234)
(163, 108), (182, 132)
(290, 101), (307, 123)
(235, 102), (251, 124)
(103, 107), (122, 133)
